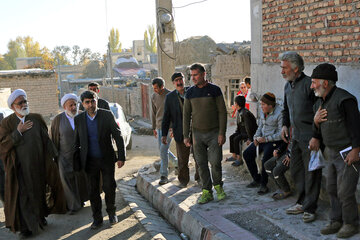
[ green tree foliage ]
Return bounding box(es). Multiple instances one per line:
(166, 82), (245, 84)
(109, 28), (122, 53)
(0, 55), (11, 70)
(3, 37), (26, 69)
(144, 25), (157, 53)
(0, 36), (104, 70)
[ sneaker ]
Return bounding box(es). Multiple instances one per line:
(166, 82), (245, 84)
(246, 180), (260, 188)
(232, 159), (244, 167)
(321, 221), (342, 235)
(198, 189), (214, 204)
(225, 156), (236, 162)
(303, 212), (316, 223)
(159, 176), (168, 185)
(214, 185), (226, 201)
(336, 224), (359, 238)
(286, 203), (304, 215)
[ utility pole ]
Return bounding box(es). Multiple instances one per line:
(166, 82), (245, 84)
(107, 42), (115, 102)
(155, 0), (175, 90)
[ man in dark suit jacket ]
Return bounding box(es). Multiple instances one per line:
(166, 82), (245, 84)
(74, 90), (125, 229)
(162, 72), (198, 188)
(79, 82), (110, 111)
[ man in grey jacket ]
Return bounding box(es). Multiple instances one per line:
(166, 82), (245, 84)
(243, 92), (283, 195)
(280, 51), (321, 223)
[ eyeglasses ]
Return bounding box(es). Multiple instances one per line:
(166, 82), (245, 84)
(13, 100), (28, 106)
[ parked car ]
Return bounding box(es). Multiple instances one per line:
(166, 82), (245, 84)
(0, 107), (14, 121)
(109, 103), (132, 150)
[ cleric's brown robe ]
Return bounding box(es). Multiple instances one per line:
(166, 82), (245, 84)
(0, 113), (66, 233)
(50, 112), (88, 207)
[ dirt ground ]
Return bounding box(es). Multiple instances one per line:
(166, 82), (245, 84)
(0, 134), (161, 240)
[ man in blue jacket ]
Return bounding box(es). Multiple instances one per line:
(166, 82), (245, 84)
(162, 72), (198, 188)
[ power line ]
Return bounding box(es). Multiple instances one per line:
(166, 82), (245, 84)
(173, 0), (208, 9)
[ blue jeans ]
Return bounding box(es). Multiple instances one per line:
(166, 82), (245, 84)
(158, 129), (177, 177)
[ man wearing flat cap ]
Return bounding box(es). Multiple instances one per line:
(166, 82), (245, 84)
(279, 51), (320, 223)
(0, 89), (66, 238)
(309, 63), (360, 238)
(161, 72), (199, 188)
(50, 93), (88, 215)
(243, 92), (284, 195)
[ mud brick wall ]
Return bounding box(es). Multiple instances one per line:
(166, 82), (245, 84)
(0, 71), (58, 119)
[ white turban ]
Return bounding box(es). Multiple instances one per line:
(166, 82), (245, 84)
(7, 89), (27, 108)
(61, 93), (78, 107)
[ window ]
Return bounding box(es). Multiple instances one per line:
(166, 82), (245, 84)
(229, 79), (240, 105)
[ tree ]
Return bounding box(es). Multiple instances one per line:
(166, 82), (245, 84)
(22, 36), (42, 57)
(71, 45), (81, 65)
(51, 45), (71, 65)
(0, 55), (11, 70)
(79, 48), (91, 65)
(144, 25), (157, 53)
(82, 60), (105, 79)
(3, 37), (26, 69)
(108, 28), (122, 53)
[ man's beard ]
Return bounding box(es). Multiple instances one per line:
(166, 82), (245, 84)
(66, 109), (77, 118)
(15, 106), (30, 116)
(283, 71), (296, 82)
(314, 85), (326, 97)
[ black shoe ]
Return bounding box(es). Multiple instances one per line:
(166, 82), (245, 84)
(39, 217), (47, 229)
(68, 210), (77, 215)
(257, 185), (269, 195)
(19, 230), (32, 239)
(159, 176), (168, 185)
(90, 220), (103, 230)
(246, 181), (260, 188)
(109, 215), (118, 225)
(177, 182), (188, 188)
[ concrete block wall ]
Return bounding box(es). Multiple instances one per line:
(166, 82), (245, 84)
(0, 72), (58, 118)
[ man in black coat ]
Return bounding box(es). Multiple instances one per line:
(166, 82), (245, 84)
(161, 72), (198, 188)
(74, 90), (125, 229)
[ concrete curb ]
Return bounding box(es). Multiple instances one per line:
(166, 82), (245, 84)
(117, 176), (181, 240)
(136, 172), (258, 240)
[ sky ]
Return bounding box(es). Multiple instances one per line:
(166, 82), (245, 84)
(0, 0), (251, 55)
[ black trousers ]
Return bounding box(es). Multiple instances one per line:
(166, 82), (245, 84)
(264, 155), (290, 192)
(86, 158), (116, 222)
(290, 140), (322, 213)
(229, 132), (244, 155)
(243, 141), (283, 186)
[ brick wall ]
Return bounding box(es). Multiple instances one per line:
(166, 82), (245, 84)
(0, 70), (58, 119)
(262, 0), (360, 63)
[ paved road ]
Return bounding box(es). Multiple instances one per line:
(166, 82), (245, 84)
(0, 134), (179, 240)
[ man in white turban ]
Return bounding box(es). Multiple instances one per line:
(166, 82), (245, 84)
(0, 89), (66, 238)
(50, 94), (88, 215)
